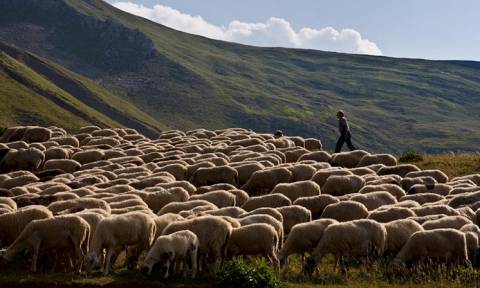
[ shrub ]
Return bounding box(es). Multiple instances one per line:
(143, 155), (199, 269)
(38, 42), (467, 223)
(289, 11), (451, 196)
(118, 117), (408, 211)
(399, 151), (424, 163)
(215, 258), (284, 288)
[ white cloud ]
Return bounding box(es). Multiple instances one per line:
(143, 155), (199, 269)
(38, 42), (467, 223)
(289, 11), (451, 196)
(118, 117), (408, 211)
(111, 1), (382, 56)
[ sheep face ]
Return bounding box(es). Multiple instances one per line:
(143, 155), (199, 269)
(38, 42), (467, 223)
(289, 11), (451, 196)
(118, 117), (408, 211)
(141, 250), (174, 278)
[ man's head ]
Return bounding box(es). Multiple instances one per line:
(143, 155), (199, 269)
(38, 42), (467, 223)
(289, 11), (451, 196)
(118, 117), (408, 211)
(336, 110), (345, 119)
(274, 130), (283, 138)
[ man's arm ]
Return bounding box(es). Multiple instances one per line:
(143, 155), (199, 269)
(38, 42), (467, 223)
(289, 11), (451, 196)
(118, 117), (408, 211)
(339, 118), (348, 136)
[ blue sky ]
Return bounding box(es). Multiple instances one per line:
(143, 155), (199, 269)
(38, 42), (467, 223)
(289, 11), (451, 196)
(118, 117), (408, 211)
(108, 0), (480, 61)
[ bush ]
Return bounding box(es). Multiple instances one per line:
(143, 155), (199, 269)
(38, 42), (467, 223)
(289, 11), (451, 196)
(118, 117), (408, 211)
(215, 258), (284, 288)
(399, 151), (424, 163)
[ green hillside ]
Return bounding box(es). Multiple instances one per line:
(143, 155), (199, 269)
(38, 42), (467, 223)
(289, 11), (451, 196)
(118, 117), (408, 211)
(1, 0), (480, 152)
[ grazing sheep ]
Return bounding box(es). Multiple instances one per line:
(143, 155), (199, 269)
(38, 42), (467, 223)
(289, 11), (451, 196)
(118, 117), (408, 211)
(158, 200), (217, 216)
(144, 188), (190, 213)
(0, 205), (53, 247)
(422, 215), (472, 230)
(368, 207), (416, 223)
(239, 207), (284, 223)
(321, 175), (365, 196)
(162, 216), (232, 272)
(384, 219), (424, 256)
(230, 162), (265, 187)
(86, 212), (156, 275)
(357, 154), (397, 167)
(321, 201), (369, 222)
(305, 219), (387, 274)
(297, 151), (332, 163)
(241, 194), (291, 212)
(287, 164), (317, 182)
(293, 195), (340, 219)
(241, 167), (293, 196)
(226, 223), (280, 269)
(3, 215), (90, 272)
(276, 205), (312, 235)
(141, 230), (199, 278)
(311, 168), (353, 187)
(391, 229), (469, 268)
(350, 191), (397, 211)
(190, 190), (236, 208)
(406, 170), (449, 184)
(0, 148), (45, 173)
(237, 214), (284, 247)
(44, 159), (81, 174)
(72, 150), (106, 165)
(228, 189), (249, 206)
(271, 180), (321, 202)
(330, 150), (370, 168)
(278, 219), (338, 266)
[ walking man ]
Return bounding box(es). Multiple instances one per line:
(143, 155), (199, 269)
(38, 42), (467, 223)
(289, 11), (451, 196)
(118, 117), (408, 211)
(335, 110), (356, 153)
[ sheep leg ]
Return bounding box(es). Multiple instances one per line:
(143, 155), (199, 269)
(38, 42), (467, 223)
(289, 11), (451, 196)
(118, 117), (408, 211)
(103, 248), (115, 276)
(190, 247), (198, 279)
(31, 240), (41, 273)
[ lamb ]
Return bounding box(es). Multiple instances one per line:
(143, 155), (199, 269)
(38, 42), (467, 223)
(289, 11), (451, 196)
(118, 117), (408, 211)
(241, 194), (292, 212)
(237, 214), (284, 248)
(271, 180), (321, 202)
(391, 229), (469, 268)
(278, 219), (338, 266)
(405, 170), (449, 184)
(44, 159), (82, 174)
(384, 219), (424, 256)
(158, 200), (217, 216)
(86, 212), (156, 275)
(189, 166), (238, 187)
(0, 205), (53, 247)
(241, 167), (293, 196)
(276, 205), (312, 235)
(321, 175), (365, 196)
(357, 153), (397, 167)
(350, 191), (397, 211)
(226, 223), (280, 269)
(320, 201), (369, 222)
(3, 215), (90, 272)
(422, 215), (472, 230)
(305, 219), (387, 274)
(189, 190), (236, 208)
(367, 207), (416, 223)
(141, 230), (199, 278)
(293, 195), (339, 219)
(162, 215), (232, 272)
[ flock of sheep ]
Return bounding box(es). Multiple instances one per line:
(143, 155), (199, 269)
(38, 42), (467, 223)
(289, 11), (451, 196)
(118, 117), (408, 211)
(0, 125), (479, 279)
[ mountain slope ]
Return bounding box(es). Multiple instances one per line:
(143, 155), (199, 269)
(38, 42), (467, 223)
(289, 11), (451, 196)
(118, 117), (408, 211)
(1, 0), (480, 152)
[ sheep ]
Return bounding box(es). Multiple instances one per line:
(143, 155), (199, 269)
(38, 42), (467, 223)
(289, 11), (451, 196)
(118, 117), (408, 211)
(400, 193), (444, 205)
(158, 200), (218, 216)
(44, 159), (81, 174)
(401, 177), (437, 191)
(226, 223), (279, 269)
(304, 138), (322, 151)
(48, 198), (111, 214)
(359, 184), (406, 200)
(293, 195), (340, 219)
(406, 170), (449, 184)
(297, 151), (332, 163)
(241, 194), (292, 212)
(330, 150), (370, 168)
(378, 164), (421, 177)
(156, 181), (197, 196)
(72, 150), (106, 165)
(278, 219), (338, 267)
(422, 215), (472, 230)
(162, 215), (232, 272)
(3, 215), (90, 272)
(86, 212), (156, 275)
(141, 230), (199, 278)
(311, 168), (353, 187)
(412, 205), (459, 217)
(51, 136), (79, 147)
(189, 190), (236, 208)
(322, 175), (365, 196)
(241, 167), (293, 196)
(230, 162), (265, 187)
(0, 148), (45, 173)
(367, 207), (416, 223)
(384, 219), (424, 256)
(276, 205), (312, 235)
(44, 147), (72, 161)
(271, 180), (321, 202)
(452, 174), (480, 186)
(154, 164), (188, 180)
(237, 214), (284, 247)
(74, 211), (106, 245)
(408, 183), (452, 196)
(321, 201), (369, 222)
(189, 166), (238, 187)
(350, 191), (397, 211)
(239, 207), (284, 223)
(228, 189), (249, 206)
(109, 199), (148, 210)
(349, 167), (376, 176)
(0, 205), (53, 247)
(357, 153), (397, 167)
(196, 183), (237, 194)
(144, 188), (189, 213)
(205, 207), (247, 218)
(391, 229), (469, 268)
(305, 219), (387, 274)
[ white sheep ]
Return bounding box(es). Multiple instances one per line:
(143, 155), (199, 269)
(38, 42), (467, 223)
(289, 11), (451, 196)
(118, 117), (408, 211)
(384, 219), (424, 256)
(322, 174), (365, 196)
(276, 205), (312, 235)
